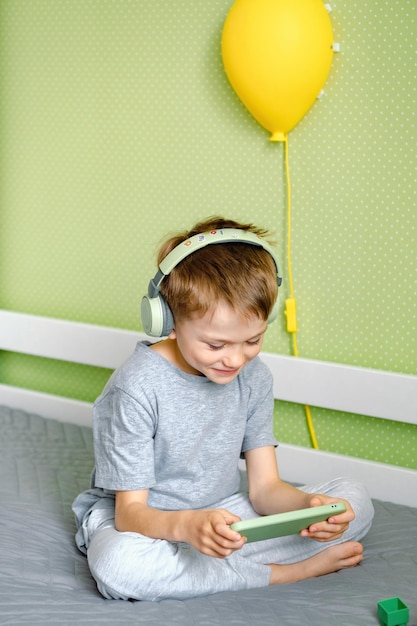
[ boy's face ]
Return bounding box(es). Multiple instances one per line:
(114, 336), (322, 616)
(168, 302), (267, 384)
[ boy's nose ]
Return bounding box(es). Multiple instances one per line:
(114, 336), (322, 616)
(222, 346), (245, 368)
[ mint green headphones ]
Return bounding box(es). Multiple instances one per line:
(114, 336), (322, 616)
(141, 228), (282, 337)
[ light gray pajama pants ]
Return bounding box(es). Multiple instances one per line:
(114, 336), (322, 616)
(85, 478), (374, 602)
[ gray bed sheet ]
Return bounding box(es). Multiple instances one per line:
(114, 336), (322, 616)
(0, 405), (416, 626)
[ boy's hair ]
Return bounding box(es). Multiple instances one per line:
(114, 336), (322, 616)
(157, 216), (279, 323)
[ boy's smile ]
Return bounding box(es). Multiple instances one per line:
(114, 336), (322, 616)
(161, 302), (267, 384)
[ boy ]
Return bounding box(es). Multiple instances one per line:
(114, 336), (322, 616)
(72, 216), (374, 601)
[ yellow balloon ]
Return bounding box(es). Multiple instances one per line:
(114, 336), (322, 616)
(222, 0), (334, 141)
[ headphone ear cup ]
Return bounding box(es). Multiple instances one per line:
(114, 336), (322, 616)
(267, 298), (279, 325)
(141, 295), (174, 337)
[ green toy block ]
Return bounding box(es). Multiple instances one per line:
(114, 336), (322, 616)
(377, 597), (410, 626)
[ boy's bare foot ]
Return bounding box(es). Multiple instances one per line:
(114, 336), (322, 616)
(268, 541), (364, 585)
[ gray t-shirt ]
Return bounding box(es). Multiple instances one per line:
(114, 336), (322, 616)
(92, 341), (277, 511)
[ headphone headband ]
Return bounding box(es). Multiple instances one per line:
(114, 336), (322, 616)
(147, 228), (282, 297)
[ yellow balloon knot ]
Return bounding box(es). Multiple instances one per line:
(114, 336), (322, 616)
(269, 132), (287, 142)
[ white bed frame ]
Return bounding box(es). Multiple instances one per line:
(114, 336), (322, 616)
(1, 310), (416, 507)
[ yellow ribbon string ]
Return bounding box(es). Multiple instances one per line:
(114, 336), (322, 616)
(282, 135), (319, 450)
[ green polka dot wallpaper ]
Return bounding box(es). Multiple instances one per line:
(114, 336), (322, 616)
(1, 1), (416, 467)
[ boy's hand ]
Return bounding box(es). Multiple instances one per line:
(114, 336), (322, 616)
(300, 495), (355, 542)
(184, 509), (247, 558)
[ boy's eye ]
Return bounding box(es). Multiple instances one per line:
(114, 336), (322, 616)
(208, 344), (225, 351)
(247, 338), (261, 346)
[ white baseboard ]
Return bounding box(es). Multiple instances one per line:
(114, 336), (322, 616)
(0, 384), (93, 427)
(277, 443), (417, 508)
(2, 310), (416, 423)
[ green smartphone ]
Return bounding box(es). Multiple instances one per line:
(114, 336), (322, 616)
(230, 502), (347, 543)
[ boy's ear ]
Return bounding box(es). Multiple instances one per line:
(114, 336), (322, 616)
(168, 328), (176, 339)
